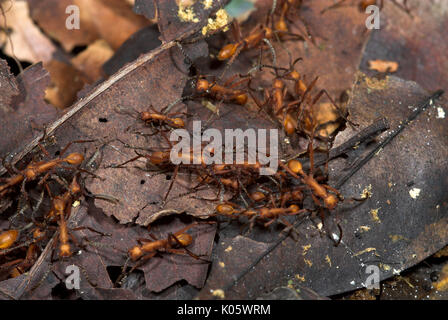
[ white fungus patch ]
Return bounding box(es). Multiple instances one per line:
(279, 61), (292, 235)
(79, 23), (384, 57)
(409, 188), (421, 199)
(436, 107), (445, 119)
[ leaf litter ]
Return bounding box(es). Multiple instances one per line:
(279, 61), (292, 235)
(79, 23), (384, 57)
(0, 0), (447, 300)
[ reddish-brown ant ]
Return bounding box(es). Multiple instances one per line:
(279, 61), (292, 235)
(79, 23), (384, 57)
(215, 202), (306, 232)
(218, 20), (274, 61)
(0, 229), (19, 250)
(218, 1), (308, 62)
(128, 221), (215, 262)
(0, 153), (84, 197)
(0, 139), (96, 200)
(2, 244), (40, 279)
(116, 144), (216, 205)
(47, 176), (108, 259)
(272, 0), (315, 44)
(282, 159), (340, 210)
(140, 105), (186, 130)
(114, 221), (215, 286)
(195, 76), (249, 106)
(248, 58), (304, 135)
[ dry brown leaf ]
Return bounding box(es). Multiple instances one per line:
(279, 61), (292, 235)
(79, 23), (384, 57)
(315, 102), (341, 138)
(368, 60), (399, 73)
(71, 39), (114, 83)
(27, 0), (151, 52)
(0, 61), (59, 156)
(0, 0), (56, 64)
(44, 59), (85, 109)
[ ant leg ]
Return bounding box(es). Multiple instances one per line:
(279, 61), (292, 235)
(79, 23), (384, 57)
(218, 43), (244, 82)
(171, 221), (216, 238)
(0, 258), (24, 271)
(126, 252), (158, 276)
(313, 89), (358, 128)
(322, 184), (343, 200)
(171, 248), (212, 263)
(222, 73), (240, 87)
(160, 130), (173, 147)
(308, 132), (315, 176)
(71, 226), (111, 237)
(8, 197), (29, 226)
(167, 233), (211, 262)
(59, 166), (104, 181)
(264, 218), (277, 228)
(1, 155), (21, 175)
(311, 193), (322, 208)
(162, 165), (179, 206)
(166, 247), (211, 263)
(136, 238), (153, 244)
(59, 140), (96, 157)
(37, 142), (51, 158)
(227, 77), (251, 90)
(112, 154), (145, 168)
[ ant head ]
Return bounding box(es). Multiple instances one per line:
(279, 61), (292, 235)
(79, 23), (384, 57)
(250, 191), (266, 202)
(235, 93), (248, 105)
(141, 111), (152, 121)
(288, 159), (303, 174)
(196, 78), (210, 92)
(53, 196), (66, 213)
(148, 151), (169, 165)
(171, 118), (185, 128)
(59, 244), (72, 258)
(24, 166), (38, 180)
(325, 195), (338, 210)
(216, 203), (235, 216)
(174, 233), (193, 247)
(33, 228), (45, 240)
(129, 246), (143, 261)
(0, 229), (19, 249)
(283, 113), (298, 135)
(264, 27), (274, 39)
(218, 43), (239, 61)
(281, 57), (303, 80)
(288, 204), (300, 213)
(291, 189), (303, 201)
(273, 79), (284, 89)
(274, 19), (288, 33)
(65, 153), (84, 166)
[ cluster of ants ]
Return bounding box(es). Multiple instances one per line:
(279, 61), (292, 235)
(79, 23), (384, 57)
(0, 0), (409, 294)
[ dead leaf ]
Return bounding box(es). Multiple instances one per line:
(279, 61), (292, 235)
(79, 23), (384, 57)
(103, 24), (162, 77)
(71, 39), (114, 83)
(360, 0), (448, 92)
(368, 60), (399, 73)
(0, 61), (59, 156)
(0, 0), (56, 64)
(44, 59), (86, 109)
(27, 0), (151, 51)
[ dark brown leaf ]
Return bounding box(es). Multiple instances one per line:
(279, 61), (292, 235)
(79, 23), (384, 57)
(0, 62), (59, 156)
